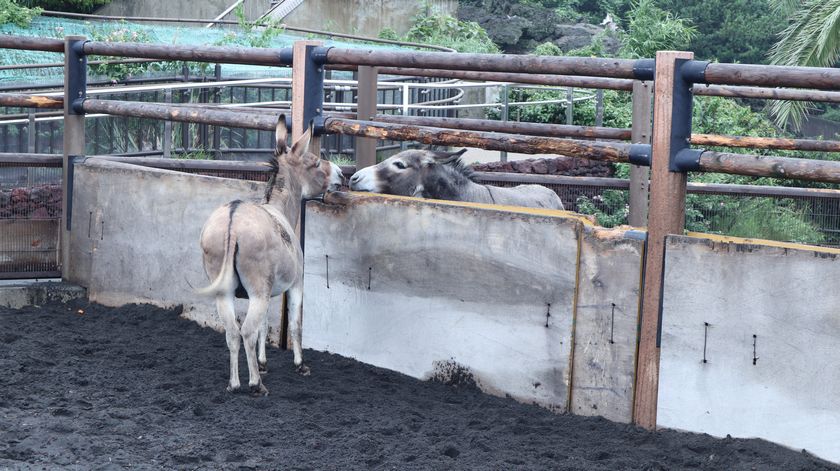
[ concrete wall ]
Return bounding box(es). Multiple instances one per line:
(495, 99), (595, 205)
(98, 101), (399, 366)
(570, 227), (643, 423)
(301, 194), (643, 416)
(280, 0), (458, 36)
(67, 159), (284, 342)
(658, 234), (840, 464)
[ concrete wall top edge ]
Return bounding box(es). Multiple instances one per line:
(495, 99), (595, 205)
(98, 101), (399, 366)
(677, 232), (840, 257)
(81, 157), (265, 192)
(321, 191), (596, 226)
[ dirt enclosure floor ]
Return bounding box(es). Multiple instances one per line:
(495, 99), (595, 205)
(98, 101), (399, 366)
(1, 301), (838, 470)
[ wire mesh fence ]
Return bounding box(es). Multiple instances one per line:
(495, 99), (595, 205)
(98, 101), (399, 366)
(0, 160), (62, 279)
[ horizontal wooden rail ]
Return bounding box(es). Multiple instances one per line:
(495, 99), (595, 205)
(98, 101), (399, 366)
(703, 63), (840, 91)
(694, 84), (840, 103)
(698, 151), (840, 183)
(325, 48), (652, 80)
(0, 93), (63, 109)
(374, 67), (635, 90)
(82, 41), (293, 66)
(0, 35), (64, 52)
(692, 134), (840, 152)
(324, 117), (635, 162)
(373, 114), (632, 141)
(0, 153), (63, 165)
(80, 99), (279, 130)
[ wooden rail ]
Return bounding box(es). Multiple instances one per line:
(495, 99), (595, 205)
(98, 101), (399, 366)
(0, 93), (63, 109)
(697, 151), (840, 184)
(325, 48), (652, 79)
(324, 117), (635, 162)
(373, 115), (632, 141)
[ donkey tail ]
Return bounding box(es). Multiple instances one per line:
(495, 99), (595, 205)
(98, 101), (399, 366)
(195, 203), (241, 296)
(194, 239), (237, 296)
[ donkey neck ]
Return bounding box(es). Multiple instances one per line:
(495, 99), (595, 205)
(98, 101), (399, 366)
(265, 164), (305, 223)
(422, 165), (483, 202)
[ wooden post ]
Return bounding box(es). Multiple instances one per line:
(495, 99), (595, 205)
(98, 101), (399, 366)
(354, 65), (378, 168)
(291, 40), (323, 152)
(634, 51), (693, 429)
(163, 89), (172, 158)
(628, 81), (652, 227)
(27, 111), (36, 153)
(61, 35), (86, 282)
(565, 87), (574, 125)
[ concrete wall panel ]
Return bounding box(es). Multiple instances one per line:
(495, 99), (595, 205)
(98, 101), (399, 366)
(70, 159), (284, 342)
(571, 227), (644, 423)
(302, 195), (581, 410)
(658, 235), (840, 463)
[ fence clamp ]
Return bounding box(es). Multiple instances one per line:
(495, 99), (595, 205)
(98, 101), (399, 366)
(301, 45), (330, 136)
(668, 59), (708, 172)
(67, 39), (88, 115)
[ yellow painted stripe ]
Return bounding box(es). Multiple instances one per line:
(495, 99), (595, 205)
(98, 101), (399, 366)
(684, 231), (840, 255)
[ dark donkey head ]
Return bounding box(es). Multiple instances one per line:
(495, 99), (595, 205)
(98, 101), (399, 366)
(349, 148), (470, 198)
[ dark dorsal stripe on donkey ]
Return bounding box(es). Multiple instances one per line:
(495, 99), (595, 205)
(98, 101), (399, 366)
(349, 148), (564, 210)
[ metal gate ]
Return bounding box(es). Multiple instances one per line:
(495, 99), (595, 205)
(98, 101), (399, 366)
(0, 154), (62, 279)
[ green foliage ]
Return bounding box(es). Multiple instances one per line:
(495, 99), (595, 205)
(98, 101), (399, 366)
(767, 0), (840, 131)
(17, 0), (110, 13)
(576, 190), (628, 226)
(621, 0), (696, 58)
(659, 0), (784, 64)
(0, 0), (42, 27)
(402, 7), (500, 52)
(215, 4), (285, 48)
(378, 27), (399, 41)
(84, 23), (208, 81)
(175, 150), (214, 160)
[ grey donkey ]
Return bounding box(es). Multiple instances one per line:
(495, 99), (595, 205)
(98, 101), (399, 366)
(349, 149), (564, 210)
(196, 116), (339, 396)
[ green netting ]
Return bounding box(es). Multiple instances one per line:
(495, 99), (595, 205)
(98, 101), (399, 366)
(0, 16), (408, 87)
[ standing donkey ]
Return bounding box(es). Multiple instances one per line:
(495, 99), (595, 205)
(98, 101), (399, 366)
(196, 116), (331, 396)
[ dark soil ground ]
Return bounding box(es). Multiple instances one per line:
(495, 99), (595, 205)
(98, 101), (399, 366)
(1, 301), (837, 470)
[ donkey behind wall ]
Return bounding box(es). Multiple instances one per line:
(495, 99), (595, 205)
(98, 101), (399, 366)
(196, 116), (336, 396)
(349, 149), (564, 210)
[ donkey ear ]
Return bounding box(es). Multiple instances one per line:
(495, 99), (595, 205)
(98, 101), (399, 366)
(433, 148), (467, 165)
(275, 115), (288, 155)
(291, 121), (315, 163)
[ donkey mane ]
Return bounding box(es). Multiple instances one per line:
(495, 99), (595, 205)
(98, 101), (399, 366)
(440, 154), (478, 183)
(262, 156), (281, 204)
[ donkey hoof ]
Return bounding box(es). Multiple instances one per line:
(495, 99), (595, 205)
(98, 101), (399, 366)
(296, 364), (311, 376)
(226, 384), (240, 393)
(250, 383), (269, 397)
(259, 362), (268, 375)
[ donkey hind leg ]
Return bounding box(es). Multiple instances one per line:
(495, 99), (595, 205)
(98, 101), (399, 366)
(217, 295), (241, 392)
(240, 295), (270, 396)
(286, 283), (310, 376)
(257, 313), (268, 375)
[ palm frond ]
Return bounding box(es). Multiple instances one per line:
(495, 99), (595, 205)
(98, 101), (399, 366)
(768, 0), (840, 131)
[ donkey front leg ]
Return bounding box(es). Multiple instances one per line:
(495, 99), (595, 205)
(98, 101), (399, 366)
(241, 295), (270, 396)
(216, 295), (241, 392)
(286, 282), (310, 376)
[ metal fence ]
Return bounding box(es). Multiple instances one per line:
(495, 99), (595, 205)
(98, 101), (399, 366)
(475, 172), (840, 247)
(0, 156), (62, 279)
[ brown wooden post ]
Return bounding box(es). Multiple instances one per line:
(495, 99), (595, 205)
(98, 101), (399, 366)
(354, 65), (378, 168)
(291, 40), (323, 152)
(633, 51), (693, 429)
(628, 80), (652, 227)
(62, 35), (86, 283)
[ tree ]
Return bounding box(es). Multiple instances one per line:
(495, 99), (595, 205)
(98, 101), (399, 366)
(767, 0), (840, 131)
(659, 0), (785, 64)
(621, 0), (696, 58)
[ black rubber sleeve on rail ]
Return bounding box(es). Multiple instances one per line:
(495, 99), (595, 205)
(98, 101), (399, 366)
(632, 59), (655, 81)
